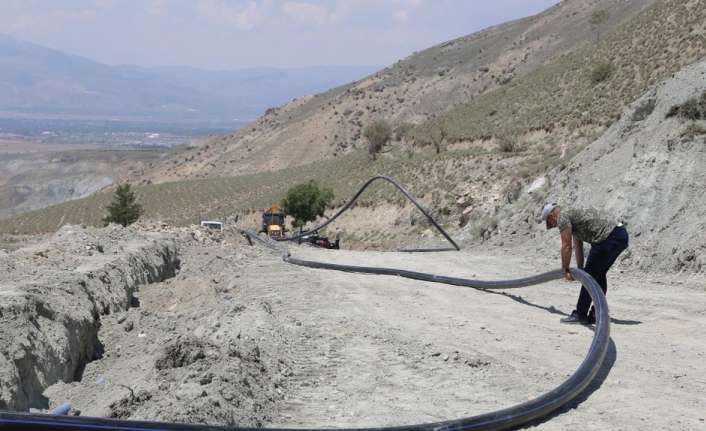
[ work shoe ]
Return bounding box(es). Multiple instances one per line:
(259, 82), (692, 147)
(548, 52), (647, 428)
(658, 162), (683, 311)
(560, 310), (588, 325)
(587, 307), (596, 325)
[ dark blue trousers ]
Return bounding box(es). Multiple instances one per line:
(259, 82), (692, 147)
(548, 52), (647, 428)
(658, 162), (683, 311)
(576, 226), (629, 317)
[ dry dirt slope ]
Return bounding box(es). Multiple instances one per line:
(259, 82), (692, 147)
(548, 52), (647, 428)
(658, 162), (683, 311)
(427, 0), (706, 143)
(483, 58), (706, 273)
(134, 0), (655, 183)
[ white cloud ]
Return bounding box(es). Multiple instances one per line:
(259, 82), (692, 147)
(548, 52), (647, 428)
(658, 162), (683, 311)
(282, 1), (330, 26)
(196, 0), (273, 30)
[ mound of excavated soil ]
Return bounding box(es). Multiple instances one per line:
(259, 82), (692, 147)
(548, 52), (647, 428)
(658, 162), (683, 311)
(0, 225), (178, 411)
(42, 227), (287, 426)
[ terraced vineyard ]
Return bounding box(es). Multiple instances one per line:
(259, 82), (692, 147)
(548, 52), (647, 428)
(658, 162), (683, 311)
(0, 144), (562, 235)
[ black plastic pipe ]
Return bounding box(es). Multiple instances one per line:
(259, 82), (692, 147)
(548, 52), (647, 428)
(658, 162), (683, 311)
(0, 177), (611, 431)
(0, 254), (609, 431)
(246, 232), (611, 431)
(274, 176), (461, 252)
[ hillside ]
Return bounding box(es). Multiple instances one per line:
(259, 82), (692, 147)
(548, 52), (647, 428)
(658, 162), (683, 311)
(3, 0), (706, 276)
(0, 33), (376, 121)
(480, 58), (706, 273)
(136, 0), (656, 182)
(422, 0), (706, 142)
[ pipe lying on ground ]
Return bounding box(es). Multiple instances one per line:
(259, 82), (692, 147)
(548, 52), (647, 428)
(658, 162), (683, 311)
(0, 177), (611, 431)
(238, 175), (611, 430)
(244, 230), (611, 431)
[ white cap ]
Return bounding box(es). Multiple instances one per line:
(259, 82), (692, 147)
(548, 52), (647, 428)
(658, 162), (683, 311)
(541, 203), (558, 229)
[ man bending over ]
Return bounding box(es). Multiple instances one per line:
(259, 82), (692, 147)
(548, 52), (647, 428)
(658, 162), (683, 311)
(541, 203), (629, 325)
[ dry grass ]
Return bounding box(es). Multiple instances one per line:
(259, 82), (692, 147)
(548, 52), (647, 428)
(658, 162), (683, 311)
(413, 0), (706, 143)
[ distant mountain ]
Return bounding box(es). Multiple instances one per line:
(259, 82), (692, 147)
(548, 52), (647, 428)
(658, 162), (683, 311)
(0, 34), (378, 121)
(137, 0), (660, 182)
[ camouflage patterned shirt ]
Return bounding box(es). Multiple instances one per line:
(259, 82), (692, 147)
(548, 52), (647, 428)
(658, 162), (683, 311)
(557, 207), (616, 244)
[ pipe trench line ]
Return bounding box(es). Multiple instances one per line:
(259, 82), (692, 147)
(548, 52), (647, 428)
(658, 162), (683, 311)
(1, 177), (611, 431)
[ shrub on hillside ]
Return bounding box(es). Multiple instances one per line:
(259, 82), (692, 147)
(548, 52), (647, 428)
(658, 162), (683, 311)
(103, 184), (143, 227)
(589, 9), (610, 41)
(414, 118), (448, 154)
(364, 120), (392, 160)
(471, 216), (498, 241)
(590, 61), (615, 85)
(496, 135), (519, 153)
(667, 92), (706, 120)
(427, 119), (448, 154)
(282, 180), (334, 229)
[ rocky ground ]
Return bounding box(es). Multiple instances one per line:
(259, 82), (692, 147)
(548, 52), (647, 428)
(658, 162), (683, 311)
(3, 223), (701, 429)
(0, 225), (178, 411)
(43, 227), (286, 426)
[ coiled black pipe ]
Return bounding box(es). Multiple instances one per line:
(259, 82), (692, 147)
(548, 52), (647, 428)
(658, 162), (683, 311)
(274, 176), (461, 252)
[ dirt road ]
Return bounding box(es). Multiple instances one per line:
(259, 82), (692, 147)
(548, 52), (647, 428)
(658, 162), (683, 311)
(44, 236), (706, 429)
(275, 246), (705, 430)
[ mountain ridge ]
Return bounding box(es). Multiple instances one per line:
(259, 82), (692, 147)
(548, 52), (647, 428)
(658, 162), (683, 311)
(134, 0), (657, 183)
(0, 33), (378, 121)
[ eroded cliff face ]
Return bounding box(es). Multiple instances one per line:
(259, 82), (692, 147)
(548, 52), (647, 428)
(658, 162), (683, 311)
(487, 59), (706, 273)
(0, 225), (179, 410)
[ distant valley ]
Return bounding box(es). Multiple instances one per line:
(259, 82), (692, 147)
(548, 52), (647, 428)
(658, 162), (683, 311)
(0, 33), (378, 217)
(0, 33), (378, 122)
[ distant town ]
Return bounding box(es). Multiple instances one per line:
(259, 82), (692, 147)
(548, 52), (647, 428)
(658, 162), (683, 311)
(0, 117), (248, 149)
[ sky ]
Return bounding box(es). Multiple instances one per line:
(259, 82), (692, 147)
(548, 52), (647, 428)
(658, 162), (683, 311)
(0, 0), (561, 70)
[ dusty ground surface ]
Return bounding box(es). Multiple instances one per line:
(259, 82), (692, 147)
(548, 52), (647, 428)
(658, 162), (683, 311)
(35, 229), (706, 430)
(42, 227), (286, 426)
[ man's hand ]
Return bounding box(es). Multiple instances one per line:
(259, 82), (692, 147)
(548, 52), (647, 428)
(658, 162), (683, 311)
(564, 270), (574, 282)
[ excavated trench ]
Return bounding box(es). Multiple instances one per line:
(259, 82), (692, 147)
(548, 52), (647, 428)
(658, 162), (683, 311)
(0, 226), (180, 411)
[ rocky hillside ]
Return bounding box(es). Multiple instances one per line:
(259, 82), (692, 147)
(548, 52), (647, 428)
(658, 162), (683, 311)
(0, 144), (165, 218)
(135, 0), (656, 183)
(425, 0), (706, 143)
(484, 58), (706, 273)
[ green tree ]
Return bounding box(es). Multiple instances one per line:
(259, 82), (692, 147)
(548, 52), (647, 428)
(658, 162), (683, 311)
(103, 184), (143, 227)
(363, 119), (392, 160)
(418, 117), (448, 154)
(282, 180), (334, 229)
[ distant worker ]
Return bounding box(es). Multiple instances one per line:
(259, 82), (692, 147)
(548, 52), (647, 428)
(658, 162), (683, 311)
(541, 203), (629, 325)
